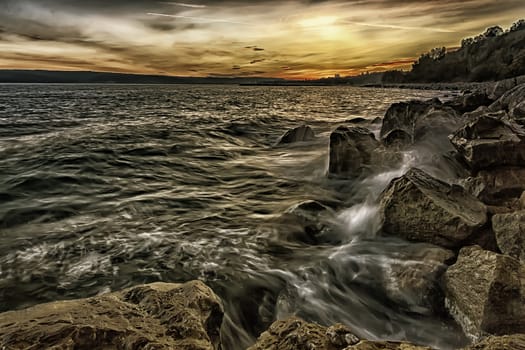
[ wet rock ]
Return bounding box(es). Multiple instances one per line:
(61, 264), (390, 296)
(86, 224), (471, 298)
(461, 167), (525, 205)
(443, 246), (525, 341)
(462, 333), (525, 349)
(277, 125), (315, 145)
(247, 316), (359, 350)
(449, 114), (525, 171)
(276, 200), (342, 245)
(492, 210), (525, 262)
(380, 100), (460, 147)
(328, 126), (380, 178)
(0, 281), (224, 350)
(385, 245), (455, 314)
(380, 168), (487, 248)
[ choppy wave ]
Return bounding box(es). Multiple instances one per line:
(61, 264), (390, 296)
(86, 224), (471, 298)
(0, 84), (464, 349)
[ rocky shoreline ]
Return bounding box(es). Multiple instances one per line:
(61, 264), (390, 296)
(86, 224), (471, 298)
(1, 76), (525, 349)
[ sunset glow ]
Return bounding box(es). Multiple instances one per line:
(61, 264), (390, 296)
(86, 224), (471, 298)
(0, 0), (523, 79)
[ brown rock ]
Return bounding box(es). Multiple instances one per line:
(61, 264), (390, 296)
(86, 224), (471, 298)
(492, 210), (525, 262)
(462, 333), (525, 349)
(344, 340), (433, 350)
(247, 316), (359, 350)
(380, 168), (487, 248)
(443, 246), (525, 341)
(0, 281), (224, 350)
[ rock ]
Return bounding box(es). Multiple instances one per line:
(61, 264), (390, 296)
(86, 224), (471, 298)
(247, 316), (359, 350)
(380, 168), (487, 248)
(276, 200), (341, 245)
(462, 333), (525, 349)
(487, 76), (525, 100)
(492, 210), (525, 262)
(380, 100), (460, 147)
(521, 191), (525, 209)
(461, 167), (525, 205)
(449, 114), (525, 171)
(490, 83), (525, 124)
(328, 126), (380, 178)
(385, 245), (455, 314)
(277, 125), (315, 145)
(345, 340), (432, 350)
(0, 281), (224, 350)
(446, 91), (493, 114)
(247, 317), (430, 350)
(443, 246), (525, 341)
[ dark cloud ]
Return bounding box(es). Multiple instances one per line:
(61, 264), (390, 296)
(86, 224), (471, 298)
(249, 59), (265, 64)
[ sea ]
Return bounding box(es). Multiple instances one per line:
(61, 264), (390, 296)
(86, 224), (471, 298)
(0, 84), (466, 349)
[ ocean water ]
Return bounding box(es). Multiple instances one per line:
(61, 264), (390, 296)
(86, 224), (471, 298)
(0, 84), (465, 349)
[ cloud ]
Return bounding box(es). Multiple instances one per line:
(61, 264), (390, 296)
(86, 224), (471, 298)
(250, 59), (265, 64)
(163, 2), (207, 8)
(147, 12), (249, 25)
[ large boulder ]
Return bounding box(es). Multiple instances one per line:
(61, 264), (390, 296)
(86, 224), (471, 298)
(277, 125), (315, 145)
(380, 100), (460, 147)
(0, 281), (224, 350)
(449, 114), (525, 171)
(380, 168), (487, 248)
(492, 210), (525, 262)
(462, 334), (525, 349)
(443, 246), (525, 341)
(461, 167), (525, 205)
(247, 317), (430, 350)
(328, 126), (380, 178)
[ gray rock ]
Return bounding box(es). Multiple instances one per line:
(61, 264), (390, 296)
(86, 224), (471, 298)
(462, 333), (525, 349)
(380, 100), (460, 147)
(0, 281), (224, 350)
(328, 126), (380, 178)
(492, 210), (525, 262)
(446, 91), (494, 114)
(380, 168), (487, 248)
(449, 114), (525, 171)
(277, 125), (315, 145)
(443, 246), (525, 341)
(521, 191), (525, 209)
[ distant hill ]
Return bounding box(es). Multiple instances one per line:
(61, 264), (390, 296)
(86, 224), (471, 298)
(382, 19), (525, 83)
(0, 70), (284, 84)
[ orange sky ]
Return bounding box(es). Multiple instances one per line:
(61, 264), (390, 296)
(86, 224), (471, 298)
(0, 0), (523, 79)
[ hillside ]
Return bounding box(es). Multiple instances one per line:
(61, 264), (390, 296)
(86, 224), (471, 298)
(382, 19), (525, 83)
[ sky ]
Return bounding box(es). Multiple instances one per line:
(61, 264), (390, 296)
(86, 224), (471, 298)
(0, 0), (524, 79)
